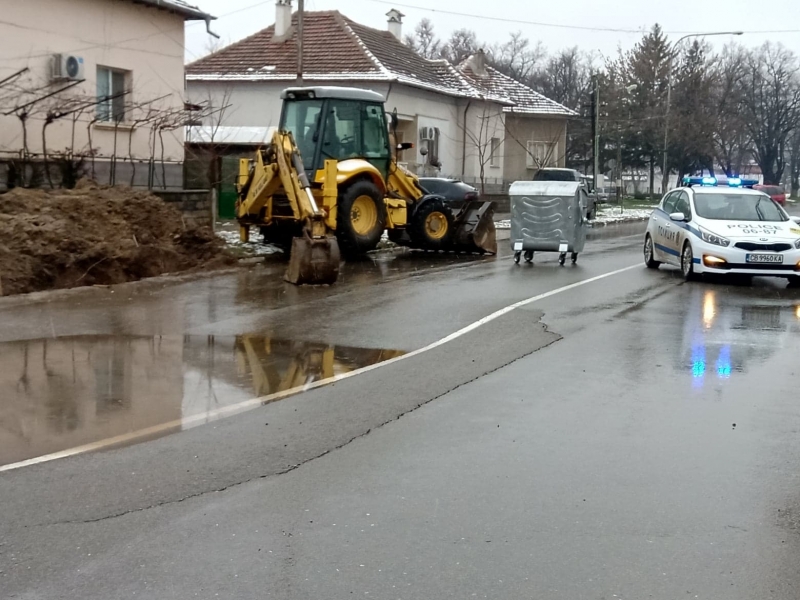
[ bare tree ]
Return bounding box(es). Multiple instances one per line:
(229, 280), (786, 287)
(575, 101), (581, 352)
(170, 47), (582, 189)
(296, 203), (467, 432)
(457, 104), (506, 193)
(487, 32), (545, 83)
(710, 44), (751, 177)
(740, 43), (800, 184)
(442, 29), (479, 65)
(404, 18), (443, 60)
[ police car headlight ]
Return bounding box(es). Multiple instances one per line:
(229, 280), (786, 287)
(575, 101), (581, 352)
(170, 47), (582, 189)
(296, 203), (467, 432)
(795, 239), (800, 250)
(699, 227), (730, 247)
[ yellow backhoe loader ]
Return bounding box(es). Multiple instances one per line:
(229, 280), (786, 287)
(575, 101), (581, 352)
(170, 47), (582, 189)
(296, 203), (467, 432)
(236, 86), (497, 285)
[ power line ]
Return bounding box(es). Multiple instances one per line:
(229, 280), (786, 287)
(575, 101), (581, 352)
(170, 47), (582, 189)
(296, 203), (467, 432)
(368, 0), (800, 35)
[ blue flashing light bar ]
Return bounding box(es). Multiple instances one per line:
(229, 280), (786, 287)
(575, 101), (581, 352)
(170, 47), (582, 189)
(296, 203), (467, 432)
(683, 176), (718, 187)
(682, 176), (759, 188)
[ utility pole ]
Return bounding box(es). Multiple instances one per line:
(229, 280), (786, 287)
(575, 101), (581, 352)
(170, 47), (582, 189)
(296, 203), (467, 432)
(591, 74), (600, 193)
(297, 0), (304, 86)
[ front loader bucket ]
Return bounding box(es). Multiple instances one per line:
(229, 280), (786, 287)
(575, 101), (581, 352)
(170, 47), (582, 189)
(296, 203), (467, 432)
(453, 201), (497, 254)
(285, 235), (341, 285)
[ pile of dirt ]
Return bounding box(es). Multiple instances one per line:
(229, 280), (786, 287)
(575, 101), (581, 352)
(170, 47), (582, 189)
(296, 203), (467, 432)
(0, 181), (233, 296)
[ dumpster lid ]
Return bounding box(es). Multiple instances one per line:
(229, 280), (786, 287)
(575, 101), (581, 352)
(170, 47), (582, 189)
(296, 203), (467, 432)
(510, 180), (583, 195)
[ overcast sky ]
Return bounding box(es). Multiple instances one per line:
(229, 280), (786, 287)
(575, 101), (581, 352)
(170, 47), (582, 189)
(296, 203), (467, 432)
(185, 0), (800, 64)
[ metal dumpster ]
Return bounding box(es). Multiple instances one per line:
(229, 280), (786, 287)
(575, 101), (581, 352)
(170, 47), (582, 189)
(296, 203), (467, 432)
(509, 180), (589, 266)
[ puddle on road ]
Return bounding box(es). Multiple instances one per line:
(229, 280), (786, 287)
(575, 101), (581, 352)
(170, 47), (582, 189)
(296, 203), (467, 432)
(0, 334), (404, 467)
(676, 287), (800, 389)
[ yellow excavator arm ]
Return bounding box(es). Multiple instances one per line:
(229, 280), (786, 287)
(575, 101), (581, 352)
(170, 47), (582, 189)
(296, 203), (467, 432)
(236, 131), (340, 285)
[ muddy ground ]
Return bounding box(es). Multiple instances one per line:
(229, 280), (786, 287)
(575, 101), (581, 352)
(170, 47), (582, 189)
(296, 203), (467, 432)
(0, 181), (232, 296)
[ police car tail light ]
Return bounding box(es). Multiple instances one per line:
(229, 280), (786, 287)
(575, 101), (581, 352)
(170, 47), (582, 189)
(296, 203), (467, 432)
(703, 255), (728, 268)
(699, 227), (730, 247)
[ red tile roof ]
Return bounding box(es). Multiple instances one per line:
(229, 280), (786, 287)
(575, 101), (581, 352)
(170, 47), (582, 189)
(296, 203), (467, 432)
(187, 10), (570, 115)
(457, 63), (577, 117)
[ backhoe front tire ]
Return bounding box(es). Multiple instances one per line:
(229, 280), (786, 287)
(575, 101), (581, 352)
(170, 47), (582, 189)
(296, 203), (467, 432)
(336, 180), (387, 256)
(409, 199), (454, 251)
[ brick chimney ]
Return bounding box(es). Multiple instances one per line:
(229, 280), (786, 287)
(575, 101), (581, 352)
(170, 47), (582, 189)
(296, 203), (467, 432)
(275, 0), (293, 39)
(386, 9), (404, 41)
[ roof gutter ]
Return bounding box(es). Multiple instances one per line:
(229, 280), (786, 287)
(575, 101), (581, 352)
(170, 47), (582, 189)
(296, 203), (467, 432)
(131, 0), (216, 23)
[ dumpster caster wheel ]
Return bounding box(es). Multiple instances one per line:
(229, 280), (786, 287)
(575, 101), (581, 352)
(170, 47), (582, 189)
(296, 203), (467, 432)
(524, 250), (534, 263)
(514, 251), (521, 264)
(571, 252), (578, 264)
(559, 253), (566, 266)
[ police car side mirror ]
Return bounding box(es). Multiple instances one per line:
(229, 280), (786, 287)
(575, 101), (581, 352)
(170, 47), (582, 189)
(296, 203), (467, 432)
(670, 212), (687, 222)
(791, 216), (800, 225)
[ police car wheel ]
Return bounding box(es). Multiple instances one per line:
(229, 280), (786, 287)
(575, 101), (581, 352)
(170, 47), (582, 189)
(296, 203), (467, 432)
(681, 242), (698, 281)
(643, 234), (660, 269)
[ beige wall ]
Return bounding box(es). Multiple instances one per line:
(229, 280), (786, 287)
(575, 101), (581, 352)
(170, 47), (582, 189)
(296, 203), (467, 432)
(0, 0), (187, 163)
(503, 115), (569, 182)
(186, 78), (512, 181)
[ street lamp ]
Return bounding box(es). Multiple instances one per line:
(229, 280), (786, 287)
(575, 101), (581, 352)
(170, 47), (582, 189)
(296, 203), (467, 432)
(662, 31), (743, 192)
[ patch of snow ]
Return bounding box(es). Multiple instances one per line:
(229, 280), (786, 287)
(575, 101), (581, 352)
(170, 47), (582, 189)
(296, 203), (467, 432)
(216, 230), (282, 256)
(594, 208), (653, 225)
(495, 219), (511, 230)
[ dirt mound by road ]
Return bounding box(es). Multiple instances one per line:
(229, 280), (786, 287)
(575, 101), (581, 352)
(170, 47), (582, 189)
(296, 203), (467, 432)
(0, 181), (232, 295)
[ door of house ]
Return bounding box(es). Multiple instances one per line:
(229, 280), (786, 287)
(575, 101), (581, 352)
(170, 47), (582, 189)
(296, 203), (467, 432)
(218, 156), (241, 219)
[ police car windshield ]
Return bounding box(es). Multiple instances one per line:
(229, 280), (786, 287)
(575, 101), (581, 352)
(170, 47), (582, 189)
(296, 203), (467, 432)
(693, 192), (787, 222)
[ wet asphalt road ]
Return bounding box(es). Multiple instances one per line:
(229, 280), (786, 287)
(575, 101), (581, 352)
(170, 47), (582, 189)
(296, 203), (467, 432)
(3, 219), (800, 599)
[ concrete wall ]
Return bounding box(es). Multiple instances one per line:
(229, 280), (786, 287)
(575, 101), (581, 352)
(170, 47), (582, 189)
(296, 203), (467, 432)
(185, 79), (513, 181)
(153, 189), (212, 228)
(503, 115), (568, 182)
(0, 0), (188, 164)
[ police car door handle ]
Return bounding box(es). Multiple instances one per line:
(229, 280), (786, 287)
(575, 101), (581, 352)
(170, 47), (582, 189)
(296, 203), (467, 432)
(665, 223), (672, 227)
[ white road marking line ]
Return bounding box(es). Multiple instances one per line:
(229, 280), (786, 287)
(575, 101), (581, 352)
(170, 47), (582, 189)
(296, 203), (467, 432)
(1, 264), (640, 473)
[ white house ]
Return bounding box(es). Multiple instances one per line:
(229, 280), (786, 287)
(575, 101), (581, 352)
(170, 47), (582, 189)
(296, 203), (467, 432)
(0, 0), (214, 188)
(185, 3), (575, 190)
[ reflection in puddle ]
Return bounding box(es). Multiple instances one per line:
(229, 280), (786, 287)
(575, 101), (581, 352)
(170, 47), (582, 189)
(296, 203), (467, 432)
(0, 335), (404, 466)
(681, 287), (800, 389)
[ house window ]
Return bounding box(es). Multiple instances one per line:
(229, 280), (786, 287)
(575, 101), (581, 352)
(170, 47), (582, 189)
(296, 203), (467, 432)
(96, 67), (128, 122)
(489, 137), (501, 167)
(526, 141), (559, 169)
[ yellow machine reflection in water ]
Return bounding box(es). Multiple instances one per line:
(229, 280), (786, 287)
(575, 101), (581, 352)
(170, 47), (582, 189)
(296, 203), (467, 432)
(0, 334), (404, 467)
(234, 335), (405, 398)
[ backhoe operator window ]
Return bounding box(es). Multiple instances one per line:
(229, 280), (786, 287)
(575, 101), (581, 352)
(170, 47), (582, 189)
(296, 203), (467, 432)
(321, 100), (389, 161)
(282, 100), (323, 170)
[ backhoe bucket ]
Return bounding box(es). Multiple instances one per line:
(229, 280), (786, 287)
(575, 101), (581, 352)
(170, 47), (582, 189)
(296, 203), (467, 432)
(453, 201), (497, 254)
(285, 234), (341, 285)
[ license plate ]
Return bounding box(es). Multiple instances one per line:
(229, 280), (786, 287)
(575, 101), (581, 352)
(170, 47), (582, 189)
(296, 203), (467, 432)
(746, 253), (783, 264)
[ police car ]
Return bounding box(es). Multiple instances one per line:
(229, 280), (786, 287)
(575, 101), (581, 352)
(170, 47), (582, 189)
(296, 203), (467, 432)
(643, 176), (800, 284)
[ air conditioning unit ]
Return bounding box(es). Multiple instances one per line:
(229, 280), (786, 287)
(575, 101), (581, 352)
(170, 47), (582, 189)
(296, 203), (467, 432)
(51, 54), (85, 81)
(419, 126), (434, 141)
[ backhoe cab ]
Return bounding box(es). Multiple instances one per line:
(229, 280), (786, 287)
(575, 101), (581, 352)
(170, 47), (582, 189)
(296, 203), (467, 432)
(236, 86), (496, 285)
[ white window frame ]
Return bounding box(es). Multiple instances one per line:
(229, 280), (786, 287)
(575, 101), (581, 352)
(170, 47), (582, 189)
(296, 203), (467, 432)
(489, 137), (501, 167)
(96, 66), (129, 123)
(526, 141), (559, 169)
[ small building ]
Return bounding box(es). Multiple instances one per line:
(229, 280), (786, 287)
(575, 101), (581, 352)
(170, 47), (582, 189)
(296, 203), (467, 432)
(0, 0), (214, 189)
(185, 2), (575, 213)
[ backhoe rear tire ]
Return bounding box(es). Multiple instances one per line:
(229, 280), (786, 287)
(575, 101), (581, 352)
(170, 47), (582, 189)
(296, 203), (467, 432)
(409, 199), (454, 251)
(336, 180), (387, 256)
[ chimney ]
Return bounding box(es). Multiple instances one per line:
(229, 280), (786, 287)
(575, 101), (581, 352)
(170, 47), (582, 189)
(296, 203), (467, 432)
(466, 49), (488, 78)
(386, 9), (404, 41)
(275, 0), (293, 40)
